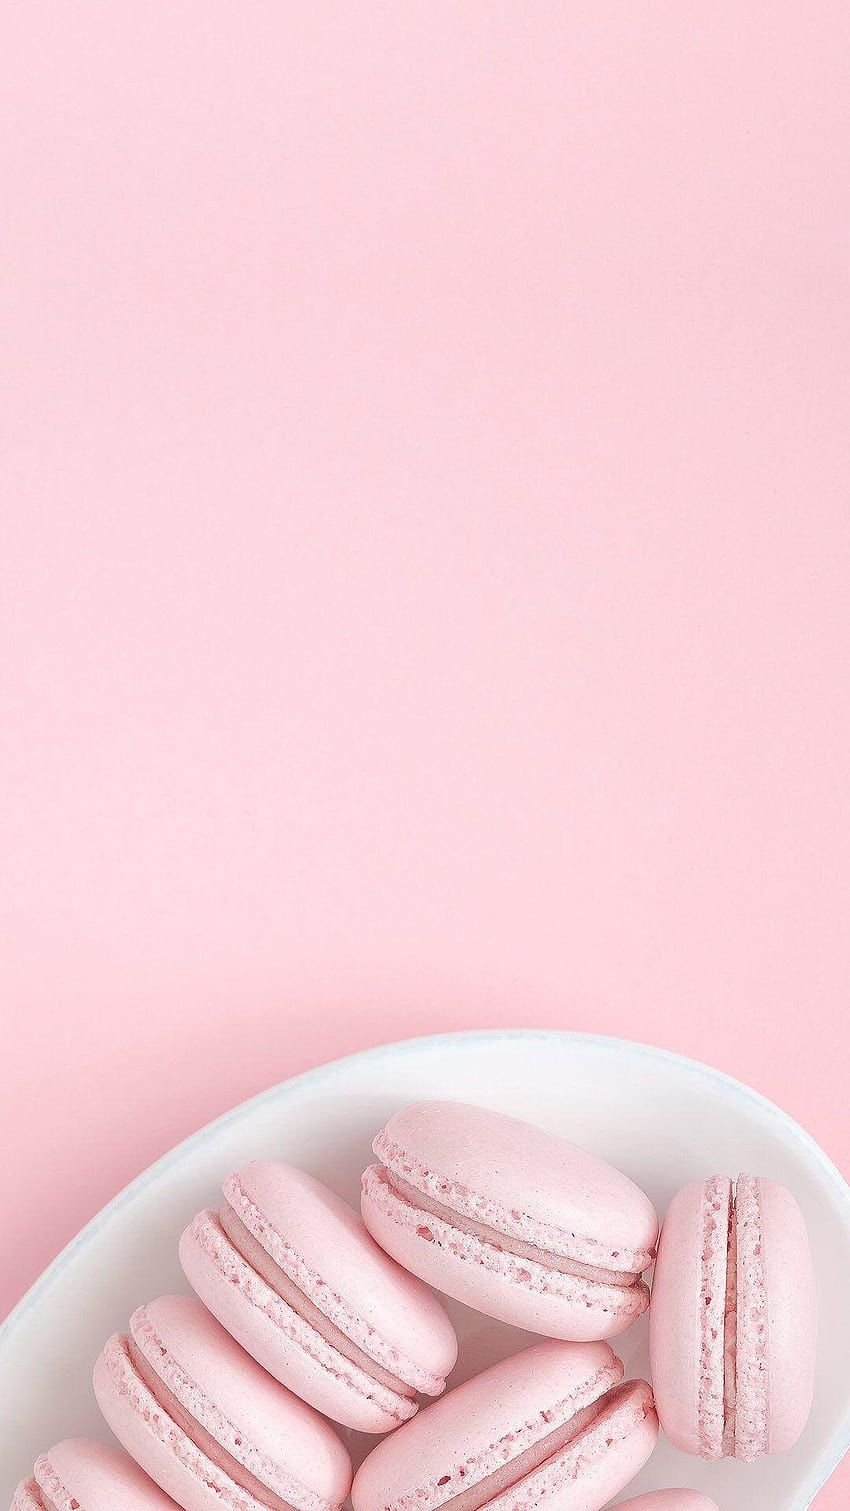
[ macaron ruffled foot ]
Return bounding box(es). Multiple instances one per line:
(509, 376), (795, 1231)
(179, 1162), (457, 1431)
(650, 1173), (816, 1460)
(93, 1294), (351, 1511)
(362, 1101), (658, 1341)
(352, 1339), (658, 1511)
(11, 1440), (180, 1511)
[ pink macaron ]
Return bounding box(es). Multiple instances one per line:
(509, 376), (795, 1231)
(649, 1173), (817, 1460)
(610, 1496), (719, 1511)
(179, 1161), (458, 1431)
(11, 1439), (178, 1511)
(352, 1339), (658, 1511)
(361, 1101), (658, 1340)
(93, 1293), (351, 1511)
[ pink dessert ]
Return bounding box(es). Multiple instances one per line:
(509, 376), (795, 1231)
(361, 1101), (658, 1339)
(179, 1161), (457, 1431)
(650, 1173), (817, 1460)
(11, 1440), (178, 1511)
(93, 1293), (351, 1511)
(610, 1496), (719, 1510)
(352, 1339), (657, 1511)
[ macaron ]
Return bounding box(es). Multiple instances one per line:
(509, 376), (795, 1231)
(93, 1293), (351, 1511)
(179, 1161), (458, 1431)
(361, 1101), (658, 1339)
(611, 1496), (719, 1511)
(649, 1173), (817, 1460)
(11, 1439), (178, 1511)
(352, 1339), (658, 1511)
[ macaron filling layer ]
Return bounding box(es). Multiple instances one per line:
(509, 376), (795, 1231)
(100, 1325), (335, 1511)
(697, 1176), (731, 1457)
(698, 1174), (769, 1461)
(218, 1173), (446, 1398)
(125, 1336), (297, 1511)
(363, 1166), (650, 1320)
(31, 1454), (85, 1511)
(371, 1131), (653, 1285)
(216, 1200), (416, 1399)
(381, 1171), (638, 1288)
(384, 1377), (655, 1511)
(186, 1211), (423, 1426)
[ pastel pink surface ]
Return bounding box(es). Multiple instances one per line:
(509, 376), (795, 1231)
(15, 1441), (177, 1511)
(2, 4), (849, 1507)
(351, 1340), (658, 1511)
(758, 1178), (818, 1453)
(611, 1496), (719, 1511)
(180, 1162), (456, 1431)
(93, 1294), (350, 1511)
(649, 1176), (817, 1460)
(362, 1102), (655, 1339)
(373, 1104), (657, 1263)
(648, 1182), (712, 1456)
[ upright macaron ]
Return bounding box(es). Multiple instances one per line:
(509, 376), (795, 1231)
(179, 1162), (457, 1431)
(361, 1101), (658, 1339)
(352, 1339), (658, 1511)
(11, 1440), (178, 1511)
(93, 1294), (351, 1511)
(611, 1496), (719, 1511)
(650, 1173), (817, 1460)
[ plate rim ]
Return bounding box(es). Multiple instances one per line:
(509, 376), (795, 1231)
(3, 1027), (849, 1508)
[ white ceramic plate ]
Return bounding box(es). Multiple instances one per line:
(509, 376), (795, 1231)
(2, 1031), (849, 1510)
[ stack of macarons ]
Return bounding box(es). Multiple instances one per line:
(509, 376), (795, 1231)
(11, 1099), (817, 1511)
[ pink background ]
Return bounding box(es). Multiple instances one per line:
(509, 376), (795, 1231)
(2, 3), (849, 1503)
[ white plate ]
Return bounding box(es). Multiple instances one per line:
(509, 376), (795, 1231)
(2, 1031), (849, 1510)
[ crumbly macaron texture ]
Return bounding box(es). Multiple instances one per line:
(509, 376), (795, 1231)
(128, 1296), (350, 1504)
(11, 1482), (45, 1511)
(224, 1163), (456, 1385)
(96, 1331), (335, 1511)
(181, 1210), (419, 1429)
(362, 1165), (649, 1340)
(33, 1440), (178, 1511)
(373, 1103), (657, 1275)
(649, 1172), (816, 1463)
(352, 1340), (624, 1511)
(731, 1175), (769, 1461)
(353, 1351), (657, 1511)
(480, 1382), (657, 1511)
(696, 1177), (731, 1458)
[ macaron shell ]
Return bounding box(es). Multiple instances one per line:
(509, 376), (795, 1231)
(226, 1164), (457, 1382)
(648, 1181), (706, 1455)
(33, 1440), (178, 1511)
(557, 1388), (658, 1511)
(650, 1176), (818, 1461)
(94, 1296), (351, 1511)
(94, 1339), (266, 1511)
(478, 1384), (657, 1511)
(11, 1483), (46, 1511)
(353, 1353), (658, 1511)
(362, 1166), (648, 1340)
(610, 1495), (720, 1511)
(352, 1340), (634, 1511)
(140, 1295), (349, 1496)
(759, 1177), (817, 1453)
(375, 1102), (658, 1266)
(180, 1212), (419, 1432)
